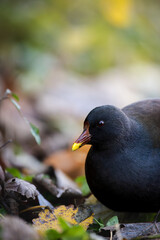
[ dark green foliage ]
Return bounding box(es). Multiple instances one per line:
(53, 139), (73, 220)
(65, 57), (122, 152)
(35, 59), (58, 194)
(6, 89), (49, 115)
(45, 218), (89, 240)
(6, 167), (33, 182)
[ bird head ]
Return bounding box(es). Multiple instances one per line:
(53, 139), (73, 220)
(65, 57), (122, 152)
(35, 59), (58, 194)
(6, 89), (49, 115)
(72, 105), (129, 151)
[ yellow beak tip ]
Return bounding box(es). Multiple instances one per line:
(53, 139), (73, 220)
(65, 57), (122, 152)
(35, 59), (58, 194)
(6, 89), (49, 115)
(72, 143), (82, 151)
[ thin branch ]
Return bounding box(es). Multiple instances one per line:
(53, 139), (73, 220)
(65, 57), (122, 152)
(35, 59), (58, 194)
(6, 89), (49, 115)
(0, 139), (12, 150)
(132, 234), (160, 240)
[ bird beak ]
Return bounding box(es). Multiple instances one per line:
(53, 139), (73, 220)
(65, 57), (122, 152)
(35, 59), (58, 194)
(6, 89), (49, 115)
(72, 126), (91, 151)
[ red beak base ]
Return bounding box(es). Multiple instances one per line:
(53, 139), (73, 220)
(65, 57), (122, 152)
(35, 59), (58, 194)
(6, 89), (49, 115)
(72, 122), (91, 151)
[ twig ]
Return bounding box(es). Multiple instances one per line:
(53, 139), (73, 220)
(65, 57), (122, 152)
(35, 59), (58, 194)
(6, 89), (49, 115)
(132, 234), (160, 240)
(0, 139), (12, 150)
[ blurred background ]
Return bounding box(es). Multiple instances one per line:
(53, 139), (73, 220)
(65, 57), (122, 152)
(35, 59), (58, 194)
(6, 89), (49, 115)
(1, 0), (160, 179)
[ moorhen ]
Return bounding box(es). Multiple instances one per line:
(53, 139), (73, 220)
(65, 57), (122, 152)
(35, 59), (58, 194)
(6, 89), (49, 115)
(72, 99), (160, 212)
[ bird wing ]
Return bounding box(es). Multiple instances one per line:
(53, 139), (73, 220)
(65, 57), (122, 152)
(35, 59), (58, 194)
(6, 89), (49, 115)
(122, 99), (160, 147)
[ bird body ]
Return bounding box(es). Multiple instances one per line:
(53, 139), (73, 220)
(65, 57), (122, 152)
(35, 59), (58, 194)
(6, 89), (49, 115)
(72, 99), (160, 212)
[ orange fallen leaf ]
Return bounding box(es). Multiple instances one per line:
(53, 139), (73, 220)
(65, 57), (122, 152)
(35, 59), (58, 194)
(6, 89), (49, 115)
(44, 145), (90, 179)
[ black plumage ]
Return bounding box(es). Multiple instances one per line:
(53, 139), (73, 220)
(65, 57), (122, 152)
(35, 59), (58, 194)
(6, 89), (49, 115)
(72, 99), (160, 212)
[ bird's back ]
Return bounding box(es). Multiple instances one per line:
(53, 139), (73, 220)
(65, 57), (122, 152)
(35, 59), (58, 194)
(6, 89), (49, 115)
(122, 99), (160, 148)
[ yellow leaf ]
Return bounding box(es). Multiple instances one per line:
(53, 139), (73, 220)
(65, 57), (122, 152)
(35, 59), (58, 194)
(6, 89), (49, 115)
(33, 205), (93, 233)
(79, 215), (93, 230)
(100, 0), (132, 27)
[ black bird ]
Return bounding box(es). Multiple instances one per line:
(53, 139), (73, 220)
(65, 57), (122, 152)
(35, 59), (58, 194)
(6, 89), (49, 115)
(72, 99), (160, 212)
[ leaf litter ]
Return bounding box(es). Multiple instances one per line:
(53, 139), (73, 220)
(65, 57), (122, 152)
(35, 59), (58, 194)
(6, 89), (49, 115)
(1, 90), (160, 240)
(5, 178), (38, 199)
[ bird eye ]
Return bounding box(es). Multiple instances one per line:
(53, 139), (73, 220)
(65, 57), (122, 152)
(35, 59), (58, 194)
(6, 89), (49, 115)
(97, 120), (104, 127)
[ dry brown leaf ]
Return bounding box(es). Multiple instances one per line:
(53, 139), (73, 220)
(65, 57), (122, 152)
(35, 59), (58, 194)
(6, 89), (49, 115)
(33, 173), (83, 205)
(33, 205), (93, 232)
(5, 178), (38, 199)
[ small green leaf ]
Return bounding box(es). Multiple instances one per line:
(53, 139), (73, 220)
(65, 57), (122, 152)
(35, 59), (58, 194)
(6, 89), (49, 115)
(6, 168), (22, 178)
(45, 224), (87, 240)
(5, 89), (19, 101)
(29, 123), (41, 145)
(58, 217), (70, 231)
(10, 98), (21, 111)
(2, 89), (41, 146)
(11, 92), (19, 101)
(62, 225), (87, 239)
(6, 168), (33, 182)
(106, 216), (119, 226)
(94, 218), (104, 228)
(46, 229), (61, 240)
(22, 175), (34, 182)
(75, 176), (90, 196)
(45, 218), (89, 240)
(88, 218), (104, 232)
